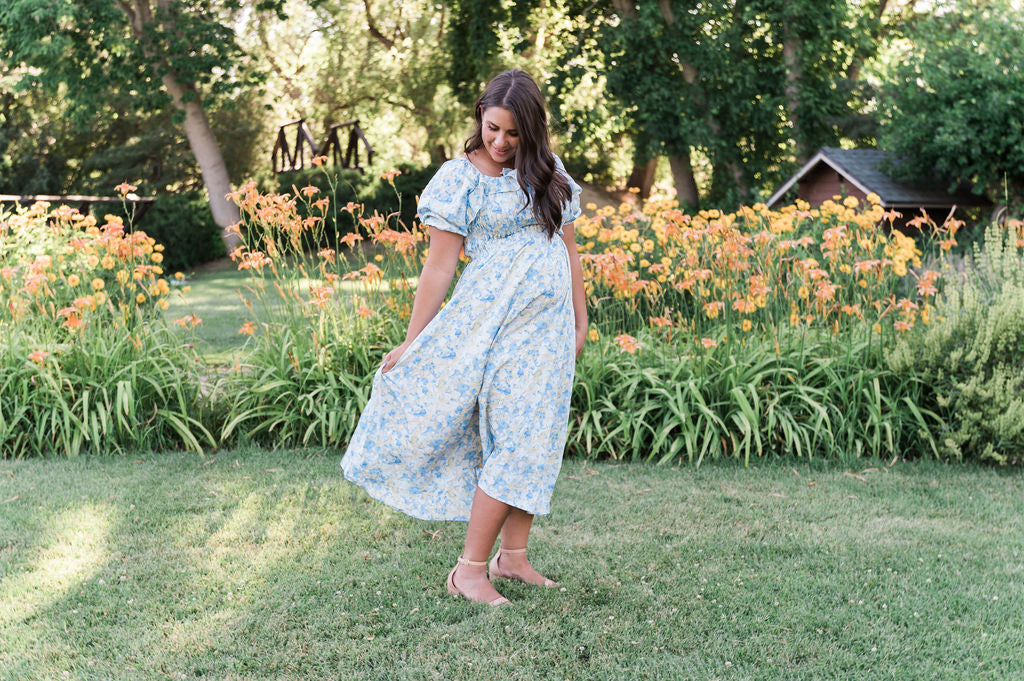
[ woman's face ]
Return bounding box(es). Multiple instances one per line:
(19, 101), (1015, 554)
(480, 106), (519, 166)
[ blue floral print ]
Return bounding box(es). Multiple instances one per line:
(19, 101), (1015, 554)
(340, 154), (583, 521)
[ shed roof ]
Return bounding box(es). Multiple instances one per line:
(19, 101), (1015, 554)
(766, 147), (988, 208)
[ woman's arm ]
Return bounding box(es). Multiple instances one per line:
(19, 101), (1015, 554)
(561, 223), (588, 358)
(381, 227), (464, 372)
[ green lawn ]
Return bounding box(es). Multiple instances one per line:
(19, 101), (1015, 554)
(1, 452), (1021, 680)
(164, 262), (255, 362)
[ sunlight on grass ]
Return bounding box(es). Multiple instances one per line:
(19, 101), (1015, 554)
(0, 503), (113, 624)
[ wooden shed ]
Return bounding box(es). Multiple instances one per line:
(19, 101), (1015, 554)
(766, 147), (988, 227)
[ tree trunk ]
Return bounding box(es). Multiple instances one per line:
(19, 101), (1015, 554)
(160, 74), (241, 251)
(711, 157), (748, 203)
(626, 158), (658, 200)
(668, 151), (699, 209)
(117, 0), (240, 251)
(782, 21), (804, 160)
(611, 0), (637, 18)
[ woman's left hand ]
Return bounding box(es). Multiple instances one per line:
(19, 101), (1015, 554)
(574, 325), (587, 359)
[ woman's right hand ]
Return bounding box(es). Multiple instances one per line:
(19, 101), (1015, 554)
(381, 341), (411, 373)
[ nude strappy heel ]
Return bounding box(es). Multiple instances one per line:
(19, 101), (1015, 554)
(447, 555), (511, 606)
(488, 547), (559, 587)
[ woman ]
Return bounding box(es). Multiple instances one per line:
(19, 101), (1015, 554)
(341, 69), (587, 606)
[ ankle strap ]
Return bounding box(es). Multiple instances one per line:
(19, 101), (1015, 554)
(499, 547), (528, 554)
(457, 555), (488, 566)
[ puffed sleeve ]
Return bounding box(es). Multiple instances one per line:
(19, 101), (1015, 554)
(416, 160), (477, 237)
(553, 154), (583, 226)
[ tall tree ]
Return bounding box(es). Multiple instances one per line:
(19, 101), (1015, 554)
(879, 1), (1024, 205)
(0, 0), (281, 248)
(593, 0), (910, 207)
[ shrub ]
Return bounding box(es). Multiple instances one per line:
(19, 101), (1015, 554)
(0, 200), (214, 457)
(888, 221), (1024, 463)
(136, 191), (226, 272)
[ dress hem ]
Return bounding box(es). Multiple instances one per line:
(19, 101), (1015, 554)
(341, 460), (550, 521)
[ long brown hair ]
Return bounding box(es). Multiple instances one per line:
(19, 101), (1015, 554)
(464, 69), (571, 239)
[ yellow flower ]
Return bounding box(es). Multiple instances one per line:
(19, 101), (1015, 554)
(101, 255), (115, 269)
(374, 254), (385, 262)
(873, 322), (882, 334)
(642, 239), (655, 253)
(587, 328), (600, 342)
(843, 196), (859, 208)
(866, 192), (881, 204)
(158, 299), (170, 310)
(94, 291), (107, 305)
(67, 274), (81, 287)
(151, 252), (164, 263)
(116, 270), (130, 284)
(798, 285), (809, 299)
(742, 319), (753, 332)
(173, 271), (186, 281)
(703, 301), (724, 319)
(91, 278), (105, 291)
(136, 293), (146, 304)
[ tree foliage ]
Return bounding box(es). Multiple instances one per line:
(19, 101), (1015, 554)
(879, 1), (1024, 203)
(595, 0), (897, 206)
(0, 0), (274, 214)
(2, 0), (1015, 214)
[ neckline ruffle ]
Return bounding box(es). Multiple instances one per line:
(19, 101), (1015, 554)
(459, 156), (516, 180)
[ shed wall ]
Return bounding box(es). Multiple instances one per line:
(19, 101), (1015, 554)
(797, 165), (868, 206)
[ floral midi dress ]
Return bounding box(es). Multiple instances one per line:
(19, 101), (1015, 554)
(340, 154), (583, 521)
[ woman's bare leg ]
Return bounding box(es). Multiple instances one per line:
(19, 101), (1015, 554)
(451, 486), (511, 603)
(494, 507), (556, 585)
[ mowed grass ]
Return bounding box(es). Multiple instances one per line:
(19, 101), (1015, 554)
(1, 453), (1021, 680)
